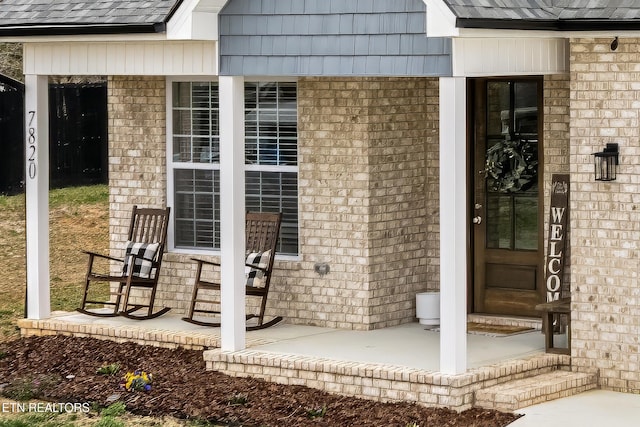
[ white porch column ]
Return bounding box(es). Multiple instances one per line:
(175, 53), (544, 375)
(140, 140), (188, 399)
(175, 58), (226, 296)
(439, 77), (467, 374)
(219, 75), (246, 351)
(24, 74), (50, 319)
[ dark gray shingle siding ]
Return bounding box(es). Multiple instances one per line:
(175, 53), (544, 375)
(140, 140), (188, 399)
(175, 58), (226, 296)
(219, 0), (452, 76)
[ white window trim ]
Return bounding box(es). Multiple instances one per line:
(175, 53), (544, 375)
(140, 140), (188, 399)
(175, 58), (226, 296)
(165, 76), (301, 259)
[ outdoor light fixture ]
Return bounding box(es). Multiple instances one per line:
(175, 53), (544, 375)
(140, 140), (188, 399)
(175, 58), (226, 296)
(592, 143), (619, 181)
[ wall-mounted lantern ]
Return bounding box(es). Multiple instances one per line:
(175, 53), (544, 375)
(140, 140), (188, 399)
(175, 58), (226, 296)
(592, 143), (619, 181)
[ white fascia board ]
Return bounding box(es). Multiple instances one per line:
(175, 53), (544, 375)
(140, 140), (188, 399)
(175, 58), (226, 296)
(0, 32), (168, 43)
(423, 0), (459, 37)
(457, 27), (640, 39)
(167, 0), (228, 41)
(458, 28), (563, 39)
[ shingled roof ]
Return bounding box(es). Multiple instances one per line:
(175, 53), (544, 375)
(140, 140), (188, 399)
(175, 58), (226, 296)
(1, 0), (640, 37)
(443, 0), (640, 30)
(0, 0), (181, 35)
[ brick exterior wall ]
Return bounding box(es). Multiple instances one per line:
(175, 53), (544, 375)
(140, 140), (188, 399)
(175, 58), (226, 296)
(99, 55), (640, 393)
(107, 76), (233, 311)
(294, 77), (435, 329)
(543, 74), (571, 293)
(71, 35), (640, 399)
(367, 78), (439, 325)
(569, 38), (640, 392)
(106, 74), (579, 334)
(107, 75), (195, 309)
(108, 76), (437, 330)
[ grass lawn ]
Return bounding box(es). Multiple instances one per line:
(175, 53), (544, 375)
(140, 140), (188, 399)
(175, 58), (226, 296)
(0, 399), (205, 427)
(0, 184), (110, 341)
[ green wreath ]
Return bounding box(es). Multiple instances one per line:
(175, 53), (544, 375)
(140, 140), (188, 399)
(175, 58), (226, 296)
(485, 139), (538, 193)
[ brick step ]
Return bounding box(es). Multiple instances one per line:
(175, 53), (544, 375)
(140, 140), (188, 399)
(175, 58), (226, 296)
(467, 314), (542, 331)
(475, 370), (597, 412)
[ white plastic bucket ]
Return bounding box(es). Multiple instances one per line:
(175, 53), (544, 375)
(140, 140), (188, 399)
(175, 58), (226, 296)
(416, 292), (440, 326)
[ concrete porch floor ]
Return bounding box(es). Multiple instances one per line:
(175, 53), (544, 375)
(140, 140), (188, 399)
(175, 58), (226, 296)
(18, 310), (548, 371)
(237, 318), (546, 371)
(18, 311), (574, 410)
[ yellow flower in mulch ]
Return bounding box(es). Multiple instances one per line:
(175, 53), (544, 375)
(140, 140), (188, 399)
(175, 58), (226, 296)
(120, 370), (152, 392)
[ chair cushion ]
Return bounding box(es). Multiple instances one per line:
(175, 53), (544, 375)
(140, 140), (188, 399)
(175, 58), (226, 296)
(123, 241), (160, 279)
(245, 250), (271, 287)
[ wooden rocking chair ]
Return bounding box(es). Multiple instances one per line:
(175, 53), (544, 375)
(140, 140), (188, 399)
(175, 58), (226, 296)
(77, 205), (172, 320)
(182, 212), (283, 330)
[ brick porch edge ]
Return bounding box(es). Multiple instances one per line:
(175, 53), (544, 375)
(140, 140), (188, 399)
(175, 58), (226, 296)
(204, 349), (574, 410)
(18, 315), (588, 411)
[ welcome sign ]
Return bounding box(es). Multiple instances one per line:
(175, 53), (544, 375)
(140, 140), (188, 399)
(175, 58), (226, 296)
(545, 174), (569, 302)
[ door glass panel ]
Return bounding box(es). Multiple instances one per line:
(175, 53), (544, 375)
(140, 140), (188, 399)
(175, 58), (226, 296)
(514, 82), (538, 137)
(485, 81), (539, 251)
(486, 194), (512, 249)
(514, 196), (538, 250)
(487, 82), (510, 137)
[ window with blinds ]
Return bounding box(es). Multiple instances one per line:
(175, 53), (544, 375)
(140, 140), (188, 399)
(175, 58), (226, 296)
(170, 81), (299, 255)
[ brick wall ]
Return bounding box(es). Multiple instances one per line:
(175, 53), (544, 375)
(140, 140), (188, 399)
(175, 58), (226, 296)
(569, 38), (640, 392)
(367, 78), (439, 326)
(107, 76), (437, 329)
(98, 43), (640, 392)
(294, 77), (435, 329)
(543, 74), (571, 293)
(106, 73), (587, 342)
(107, 75), (195, 309)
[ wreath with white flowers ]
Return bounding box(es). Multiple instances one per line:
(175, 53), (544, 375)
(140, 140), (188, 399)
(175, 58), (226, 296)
(485, 139), (538, 193)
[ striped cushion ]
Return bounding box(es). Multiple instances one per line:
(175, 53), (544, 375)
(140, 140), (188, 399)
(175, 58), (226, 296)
(122, 241), (160, 279)
(245, 250), (271, 287)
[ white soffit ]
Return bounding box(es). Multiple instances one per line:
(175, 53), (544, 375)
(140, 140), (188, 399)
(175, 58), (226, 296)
(452, 37), (569, 77)
(24, 41), (218, 76)
(167, 0), (228, 41)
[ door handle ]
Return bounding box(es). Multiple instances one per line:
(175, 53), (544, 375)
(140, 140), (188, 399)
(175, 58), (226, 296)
(472, 216), (482, 224)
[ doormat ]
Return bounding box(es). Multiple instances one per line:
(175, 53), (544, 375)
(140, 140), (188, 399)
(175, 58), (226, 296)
(466, 322), (535, 337)
(428, 322), (535, 337)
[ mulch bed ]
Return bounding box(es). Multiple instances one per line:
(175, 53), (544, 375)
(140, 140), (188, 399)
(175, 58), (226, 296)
(0, 336), (520, 426)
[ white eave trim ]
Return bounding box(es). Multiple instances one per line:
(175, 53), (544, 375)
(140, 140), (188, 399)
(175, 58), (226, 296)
(24, 40), (218, 76)
(0, 33), (168, 43)
(458, 27), (640, 39)
(424, 0), (459, 37)
(167, 0), (228, 41)
(452, 37), (569, 77)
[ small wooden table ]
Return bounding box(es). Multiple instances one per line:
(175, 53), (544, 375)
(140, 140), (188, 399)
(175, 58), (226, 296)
(535, 297), (571, 355)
